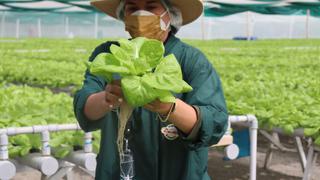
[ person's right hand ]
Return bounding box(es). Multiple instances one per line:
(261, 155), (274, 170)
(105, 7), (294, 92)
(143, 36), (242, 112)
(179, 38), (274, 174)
(104, 80), (124, 109)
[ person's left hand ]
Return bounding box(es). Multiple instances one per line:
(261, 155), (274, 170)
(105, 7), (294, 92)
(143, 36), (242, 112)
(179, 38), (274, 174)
(143, 99), (174, 115)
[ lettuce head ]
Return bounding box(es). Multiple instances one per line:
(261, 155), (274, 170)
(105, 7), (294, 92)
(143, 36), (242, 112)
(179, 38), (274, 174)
(88, 37), (192, 107)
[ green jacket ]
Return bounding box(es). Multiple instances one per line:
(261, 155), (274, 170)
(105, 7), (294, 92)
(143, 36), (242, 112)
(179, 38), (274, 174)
(73, 34), (228, 180)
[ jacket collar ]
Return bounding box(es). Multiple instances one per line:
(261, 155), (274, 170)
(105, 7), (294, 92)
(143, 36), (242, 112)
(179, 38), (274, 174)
(164, 32), (180, 56)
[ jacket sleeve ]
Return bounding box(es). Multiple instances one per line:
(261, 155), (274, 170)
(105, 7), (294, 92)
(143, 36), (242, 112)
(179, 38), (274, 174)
(180, 49), (228, 150)
(73, 42), (113, 132)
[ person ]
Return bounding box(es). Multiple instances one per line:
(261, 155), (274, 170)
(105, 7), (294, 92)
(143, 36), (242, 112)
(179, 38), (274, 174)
(73, 0), (228, 179)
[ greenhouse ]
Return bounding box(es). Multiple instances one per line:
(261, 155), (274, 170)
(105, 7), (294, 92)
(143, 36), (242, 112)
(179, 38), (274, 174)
(1, 0), (320, 39)
(0, 0), (319, 180)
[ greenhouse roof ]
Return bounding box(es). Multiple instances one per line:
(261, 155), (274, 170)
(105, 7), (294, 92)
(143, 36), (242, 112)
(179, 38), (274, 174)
(205, 0), (320, 17)
(0, 0), (319, 17)
(0, 0), (95, 13)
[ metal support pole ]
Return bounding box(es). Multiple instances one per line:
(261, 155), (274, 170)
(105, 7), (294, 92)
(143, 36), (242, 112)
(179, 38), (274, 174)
(1, 11), (6, 38)
(302, 143), (314, 180)
(295, 137), (307, 171)
(16, 19), (20, 39)
(306, 9), (310, 39)
(246, 11), (251, 40)
(46, 160), (75, 180)
(251, 13), (255, 39)
(208, 18), (213, 39)
(201, 13), (205, 40)
(263, 132), (279, 169)
(288, 15), (295, 39)
(259, 130), (293, 152)
(38, 18), (42, 38)
(94, 13), (98, 39)
(65, 16), (69, 37)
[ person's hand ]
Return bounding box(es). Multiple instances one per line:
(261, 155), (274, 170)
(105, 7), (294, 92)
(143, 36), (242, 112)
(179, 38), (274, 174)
(104, 80), (124, 109)
(144, 99), (174, 115)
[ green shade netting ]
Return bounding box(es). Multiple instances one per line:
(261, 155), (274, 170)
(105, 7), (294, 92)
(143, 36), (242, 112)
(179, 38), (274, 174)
(0, 0), (319, 17)
(204, 0), (320, 17)
(0, 0), (96, 13)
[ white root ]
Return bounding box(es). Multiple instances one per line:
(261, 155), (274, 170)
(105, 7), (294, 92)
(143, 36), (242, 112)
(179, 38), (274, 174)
(117, 102), (133, 161)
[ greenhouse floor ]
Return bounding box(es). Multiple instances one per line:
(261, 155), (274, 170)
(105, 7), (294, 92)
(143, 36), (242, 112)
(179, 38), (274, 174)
(12, 138), (320, 180)
(207, 136), (320, 180)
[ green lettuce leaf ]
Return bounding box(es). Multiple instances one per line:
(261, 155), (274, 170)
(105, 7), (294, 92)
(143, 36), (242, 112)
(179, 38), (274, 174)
(304, 127), (320, 136)
(89, 37), (192, 107)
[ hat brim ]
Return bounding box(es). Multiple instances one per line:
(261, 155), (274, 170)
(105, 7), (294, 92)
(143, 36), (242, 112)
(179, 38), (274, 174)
(90, 0), (203, 25)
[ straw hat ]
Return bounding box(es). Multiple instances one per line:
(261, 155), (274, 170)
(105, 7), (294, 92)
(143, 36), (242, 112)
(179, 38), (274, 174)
(90, 0), (203, 25)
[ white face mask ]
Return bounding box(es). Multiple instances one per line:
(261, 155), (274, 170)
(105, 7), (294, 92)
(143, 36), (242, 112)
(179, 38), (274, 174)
(131, 10), (170, 31)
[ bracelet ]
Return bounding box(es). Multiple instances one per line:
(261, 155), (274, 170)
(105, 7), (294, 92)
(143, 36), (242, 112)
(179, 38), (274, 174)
(158, 102), (176, 123)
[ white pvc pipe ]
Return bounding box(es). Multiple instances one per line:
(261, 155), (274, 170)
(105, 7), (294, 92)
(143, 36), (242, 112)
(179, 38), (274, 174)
(225, 144), (239, 160)
(84, 133), (93, 153)
(0, 133), (9, 160)
(225, 118), (232, 135)
(65, 151), (96, 171)
(18, 153), (59, 176)
(54, 124), (81, 131)
(45, 124), (80, 132)
(229, 115), (252, 123)
(16, 19), (20, 39)
(41, 131), (50, 156)
(6, 127), (33, 136)
(0, 123), (87, 178)
(248, 115), (258, 180)
(0, 160), (16, 180)
(0, 124), (81, 136)
(229, 115), (258, 180)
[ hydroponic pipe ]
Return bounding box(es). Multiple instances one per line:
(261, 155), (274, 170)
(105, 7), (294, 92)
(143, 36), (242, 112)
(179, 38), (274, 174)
(0, 133), (9, 160)
(0, 133), (16, 180)
(272, 127), (305, 137)
(0, 160), (16, 180)
(18, 153), (59, 176)
(65, 151), (97, 172)
(63, 132), (96, 171)
(0, 124), (81, 178)
(84, 132), (93, 153)
(229, 115), (258, 180)
(16, 129), (57, 176)
(225, 118), (232, 135)
(41, 130), (50, 156)
(1, 124), (81, 136)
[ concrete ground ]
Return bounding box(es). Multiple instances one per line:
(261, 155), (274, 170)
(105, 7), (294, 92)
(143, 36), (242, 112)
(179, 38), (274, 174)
(207, 149), (319, 180)
(207, 135), (320, 180)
